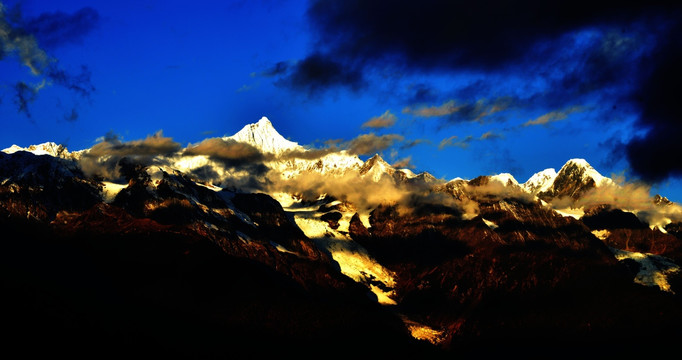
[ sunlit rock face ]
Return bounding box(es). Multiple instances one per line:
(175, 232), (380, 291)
(538, 158), (612, 201)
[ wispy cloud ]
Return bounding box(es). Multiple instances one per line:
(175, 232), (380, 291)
(480, 130), (503, 140)
(403, 100), (460, 117)
(24, 6), (99, 49)
(236, 83), (258, 93)
(392, 156), (415, 169)
(439, 135), (472, 150)
(274, 53), (365, 96)
(347, 133), (404, 155)
(361, 110), (397, 129)
(523, 106), (584, 127)
(439, 130), (502, 150)
(0, 4), (49, 75)
(0, 2), (98, 118)
(403, 97), (512, 124)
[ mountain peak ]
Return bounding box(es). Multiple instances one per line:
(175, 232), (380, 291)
(257, 116), (272, 126)
(360, 154), (394, 181)
(225, 117), (301, 155)
(558, 158), (608, 186)
(538, 158), (612, 200)
(363, 154), (391, 170)
(523, 168), (557, 195)
(563, 158), (592, 169)
(490, 173), (519, 186)
(2, 141), (76, 159)
(366, 153), (387, 164)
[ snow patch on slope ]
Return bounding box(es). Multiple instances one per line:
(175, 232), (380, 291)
(552, 207), (585, 219)
(611, 248), (680, 293)
(591, 229), (611, 241)
(281, 199), (397, 305)
(102, 182), (128, 203)
(482, 218), (499, 230)
(400, 315), (446, 345)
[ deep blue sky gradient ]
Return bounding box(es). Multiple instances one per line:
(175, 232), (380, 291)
(1, 0), (681, 201)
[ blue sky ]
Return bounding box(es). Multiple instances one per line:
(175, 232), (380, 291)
(2, 0), (682, 202)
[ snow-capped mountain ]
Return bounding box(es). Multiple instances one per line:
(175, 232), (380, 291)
(224, 116), (303, 156)
(490, 173), (519, 186)
(3, 116), (682, 357)
(360, 154), (395, 182)
(522, 168), (557, 195)
(2, 141), (82, 160)
(539, 158), (612, 200)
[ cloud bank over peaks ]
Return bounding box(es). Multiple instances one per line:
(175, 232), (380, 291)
(13, 116), (682, 228)
(79, 130), (181, 180)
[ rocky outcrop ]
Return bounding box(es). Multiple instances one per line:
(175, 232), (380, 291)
(349, 197), (682, 353)
(583, 206), (682, 262)
(0, 151), (101, 221)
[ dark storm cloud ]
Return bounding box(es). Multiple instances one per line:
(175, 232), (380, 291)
(304, 0), (677, 71)
(25, 7), (99, 48)
(274, 52), (365, 95)
(624, 22), (682, 183)
(281, 0), (682, 184)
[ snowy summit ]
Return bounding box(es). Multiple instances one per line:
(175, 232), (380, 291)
(224, 116), (302, 156)
(523, 168), (558, 195)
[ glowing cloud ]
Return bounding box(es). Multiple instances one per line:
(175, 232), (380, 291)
(362, 110), (397, 129)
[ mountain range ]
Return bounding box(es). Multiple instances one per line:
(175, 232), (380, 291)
(2, 117), (681, 357)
